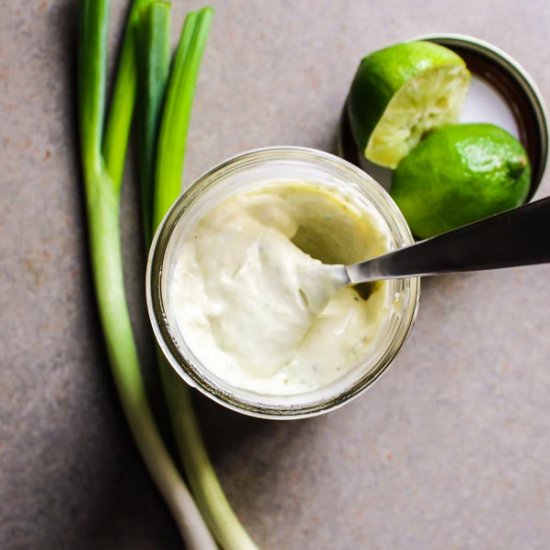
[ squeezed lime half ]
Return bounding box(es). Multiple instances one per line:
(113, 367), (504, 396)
(348, 41), (471, 168)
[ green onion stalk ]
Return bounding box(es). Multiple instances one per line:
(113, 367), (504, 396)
(78, 0), (215, 547)
(135, 5), (258, 549)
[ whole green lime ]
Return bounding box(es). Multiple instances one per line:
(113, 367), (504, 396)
(390, 123), (531, 238)
(347, 41), (470, 168)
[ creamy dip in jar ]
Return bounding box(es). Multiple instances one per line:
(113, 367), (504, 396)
(147, 147), (419, 418)
(169, 182), (391, 395)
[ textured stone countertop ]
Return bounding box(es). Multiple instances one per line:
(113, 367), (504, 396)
(1, 1), (550, 548)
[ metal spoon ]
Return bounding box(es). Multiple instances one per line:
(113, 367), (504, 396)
(343, 196), (550, 285)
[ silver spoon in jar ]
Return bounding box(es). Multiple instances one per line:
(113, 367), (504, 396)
(340, 196), (550, 286)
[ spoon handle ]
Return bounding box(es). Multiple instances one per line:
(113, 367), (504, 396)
(346, 196), (550, 283)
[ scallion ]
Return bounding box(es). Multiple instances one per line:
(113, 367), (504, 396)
(78, 1), (215, 547)
(137, 7), (258, 548)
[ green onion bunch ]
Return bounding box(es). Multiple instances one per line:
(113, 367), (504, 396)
(78, 1), (256, 547)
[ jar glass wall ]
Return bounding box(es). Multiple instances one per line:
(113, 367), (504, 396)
(146, 147), (420, 419)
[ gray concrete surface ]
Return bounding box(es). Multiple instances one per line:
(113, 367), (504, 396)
(1, 0), (550, 548)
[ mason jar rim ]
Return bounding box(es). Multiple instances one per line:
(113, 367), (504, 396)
(146, 146), (420, 419)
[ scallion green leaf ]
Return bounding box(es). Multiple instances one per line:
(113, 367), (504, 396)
(153, 7), (212, 228)
(135, 1), (171, 243)
(102, 0), (152, 191)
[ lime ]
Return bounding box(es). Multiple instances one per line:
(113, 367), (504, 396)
(390, 123), (531, 238)
(347, 41), (470, 168)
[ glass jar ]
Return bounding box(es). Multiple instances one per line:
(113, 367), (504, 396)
(146, 147), (420, 419)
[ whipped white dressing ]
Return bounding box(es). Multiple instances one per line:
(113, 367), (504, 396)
(169, 183), (391, 395)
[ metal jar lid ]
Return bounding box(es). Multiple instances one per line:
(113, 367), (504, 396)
(339, 33), (549, 200)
